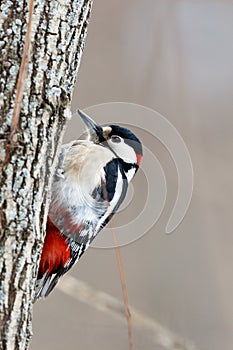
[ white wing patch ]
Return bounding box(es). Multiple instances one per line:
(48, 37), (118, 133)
(95, 167), (126, 233)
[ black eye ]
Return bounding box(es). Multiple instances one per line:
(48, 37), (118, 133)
(111, 135), (122, 143)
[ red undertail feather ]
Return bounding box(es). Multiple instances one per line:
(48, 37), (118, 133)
(38, 217), (70, 278)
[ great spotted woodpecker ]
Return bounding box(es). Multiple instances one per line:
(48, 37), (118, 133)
(36, 110), (143, 299)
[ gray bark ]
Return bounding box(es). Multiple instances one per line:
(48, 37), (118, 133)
(0, 0), (93, 348)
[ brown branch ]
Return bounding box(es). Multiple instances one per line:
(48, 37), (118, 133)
(9, 0), (35, 143)
(57, 276), (200, 350)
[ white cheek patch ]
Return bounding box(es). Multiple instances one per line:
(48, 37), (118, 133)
(108, 140), (137, 164)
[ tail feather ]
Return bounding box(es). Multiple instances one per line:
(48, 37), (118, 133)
(35, 274), (52, 299)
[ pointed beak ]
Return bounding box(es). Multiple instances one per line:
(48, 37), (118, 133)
(78, 109), (103, 140)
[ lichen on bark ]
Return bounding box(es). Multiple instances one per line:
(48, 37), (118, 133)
(0, 0), (93, 348)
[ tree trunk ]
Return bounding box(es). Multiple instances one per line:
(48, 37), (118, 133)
(0, 0), (93, 348)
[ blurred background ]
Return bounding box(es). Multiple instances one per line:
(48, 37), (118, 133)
(32, 1), (233, 349)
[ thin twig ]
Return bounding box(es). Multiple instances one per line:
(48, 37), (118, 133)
(112, 227), (134, 350)
(57, 276), (200, 350)
(9, 0), (35, 143)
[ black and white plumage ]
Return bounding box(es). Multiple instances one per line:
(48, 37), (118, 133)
(36, 110), (143, 299)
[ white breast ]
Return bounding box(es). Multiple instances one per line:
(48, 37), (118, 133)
(49, 140), (115, 232)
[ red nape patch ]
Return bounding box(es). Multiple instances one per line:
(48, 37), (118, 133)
(38, 218), (70, 277)
(136, 153), (142, 166)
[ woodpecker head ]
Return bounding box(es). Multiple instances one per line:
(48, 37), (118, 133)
(78, 110), (143, 170)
